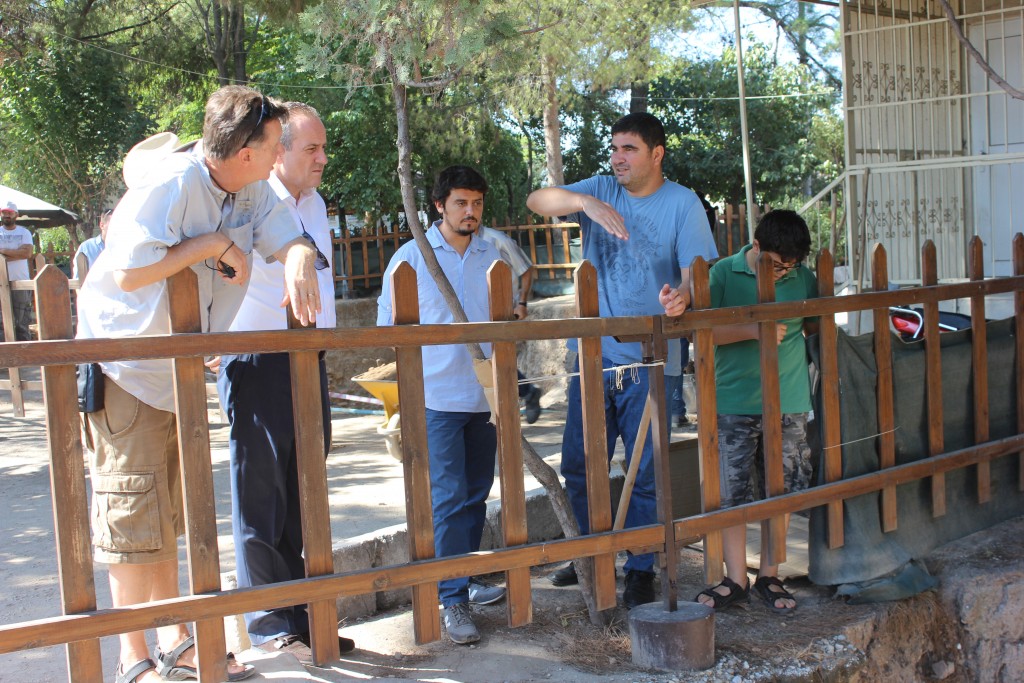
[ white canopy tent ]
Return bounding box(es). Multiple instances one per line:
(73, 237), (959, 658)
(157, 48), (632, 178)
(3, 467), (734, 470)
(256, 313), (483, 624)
(0, 184), (78, 228)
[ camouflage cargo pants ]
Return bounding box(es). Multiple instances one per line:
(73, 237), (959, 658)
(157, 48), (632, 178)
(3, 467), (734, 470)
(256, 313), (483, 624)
(716, 413), (812, 508)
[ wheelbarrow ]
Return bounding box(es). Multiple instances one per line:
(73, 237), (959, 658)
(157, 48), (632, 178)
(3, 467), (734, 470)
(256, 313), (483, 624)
(352, 371), (403, 461)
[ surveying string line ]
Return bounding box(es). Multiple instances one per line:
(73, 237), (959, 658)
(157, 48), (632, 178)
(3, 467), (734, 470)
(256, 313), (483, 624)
(517, 360), (666, 387)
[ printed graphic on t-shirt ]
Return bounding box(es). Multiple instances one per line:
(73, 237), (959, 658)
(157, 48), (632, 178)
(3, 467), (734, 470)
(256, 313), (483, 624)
(595, 213), (666, 311)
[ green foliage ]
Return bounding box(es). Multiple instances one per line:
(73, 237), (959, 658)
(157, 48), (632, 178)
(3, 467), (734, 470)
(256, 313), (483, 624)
(0, 39), (151, 241)
(651, 44), (838, 206)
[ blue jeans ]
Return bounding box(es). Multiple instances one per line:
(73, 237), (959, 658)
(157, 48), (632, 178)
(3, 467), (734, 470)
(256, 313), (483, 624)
(218, 352), (331, 644)
(560, 357), (671, 575)
(425, 409), (496, 606)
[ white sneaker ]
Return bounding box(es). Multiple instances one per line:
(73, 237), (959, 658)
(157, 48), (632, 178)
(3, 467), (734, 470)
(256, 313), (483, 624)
(467, 577), (506, 605)
(443, 603), (480, 644)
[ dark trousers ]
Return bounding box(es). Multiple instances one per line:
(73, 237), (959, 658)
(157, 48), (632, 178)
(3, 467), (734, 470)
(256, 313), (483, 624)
(217, 352), (331, 644)
(425, 409), (497, 606)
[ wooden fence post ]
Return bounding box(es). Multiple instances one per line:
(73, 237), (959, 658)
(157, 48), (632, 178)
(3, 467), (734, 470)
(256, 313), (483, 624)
(35, 265), (104, 683)
(818, 248), (848, 544)
(486, 261), (532, 627)
(166, 269), (227, 683)
(644, 320), (678, 610)
(0, 254), (26, 416)
(755, 252), (786, 567)
(286, 313), (341, 665)
(967, 236), (991, 504)
(1014, 234), (1024, 491)
(920, 241), (947, 517)
(573, 261), (617, 611)
(391, 263), (441, 644)
(689, 256), (723, 584)
(869, 244), (898, 532)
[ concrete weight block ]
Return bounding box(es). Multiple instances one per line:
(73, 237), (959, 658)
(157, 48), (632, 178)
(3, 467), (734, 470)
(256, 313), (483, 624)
(629, 600), (715, 671)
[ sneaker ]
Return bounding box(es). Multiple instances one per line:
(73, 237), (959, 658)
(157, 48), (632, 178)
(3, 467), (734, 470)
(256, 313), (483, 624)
(468, 577), (506, 605)
(548, 562), (578, 587)
(622, 570), (656, 609)
(443, 603), (480, 644)
(523, 386), (542, 424)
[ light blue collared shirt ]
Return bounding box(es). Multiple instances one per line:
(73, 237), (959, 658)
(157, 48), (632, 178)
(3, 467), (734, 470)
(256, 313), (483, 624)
(76, 147), (299, 412)
(377, 222), (499, 413)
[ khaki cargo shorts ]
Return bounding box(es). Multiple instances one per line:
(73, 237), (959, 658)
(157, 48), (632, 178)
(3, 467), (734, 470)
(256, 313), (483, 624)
(87, 377), (184, 564)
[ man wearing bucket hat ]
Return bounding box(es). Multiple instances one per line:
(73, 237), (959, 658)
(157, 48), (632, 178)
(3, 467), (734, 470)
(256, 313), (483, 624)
(76, 85), (321, 683)
(0, 201), (33, 341)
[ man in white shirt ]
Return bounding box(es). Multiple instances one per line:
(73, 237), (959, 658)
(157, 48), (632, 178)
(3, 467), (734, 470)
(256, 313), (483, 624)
(0, 201), (34, 341)
(76, 85), (320, 683)
(217, 102), (354, 661)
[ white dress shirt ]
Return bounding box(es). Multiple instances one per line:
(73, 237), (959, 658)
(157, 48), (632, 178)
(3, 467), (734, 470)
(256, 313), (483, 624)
(229, 172), (336, 331)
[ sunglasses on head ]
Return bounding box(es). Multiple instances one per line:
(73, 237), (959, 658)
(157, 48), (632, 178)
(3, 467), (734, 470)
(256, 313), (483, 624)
(241, 96), (271, 149)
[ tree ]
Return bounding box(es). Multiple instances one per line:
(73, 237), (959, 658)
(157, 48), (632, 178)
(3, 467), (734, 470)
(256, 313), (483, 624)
(299, 0), (610, 624)
(650, 44), (836, 207)
(0, 41), (150, 246)
(499, 0), (693, 188)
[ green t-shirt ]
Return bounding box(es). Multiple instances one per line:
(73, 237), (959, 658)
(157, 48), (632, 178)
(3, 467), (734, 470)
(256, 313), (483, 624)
(709, 244), (818, 415)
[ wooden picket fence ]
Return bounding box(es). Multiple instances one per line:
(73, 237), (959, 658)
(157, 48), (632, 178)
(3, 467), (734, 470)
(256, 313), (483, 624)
(0, 234), (1020, 682)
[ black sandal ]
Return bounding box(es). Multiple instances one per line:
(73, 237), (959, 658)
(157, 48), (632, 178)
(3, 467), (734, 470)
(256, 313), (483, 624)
(153, 635), (255, 681)
(115, 658), (156, 683)
(753, 575), (797, 614)
(694, 575), (749, 610)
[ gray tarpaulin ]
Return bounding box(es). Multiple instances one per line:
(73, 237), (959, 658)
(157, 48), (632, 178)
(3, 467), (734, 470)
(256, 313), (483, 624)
(806, 319), (1024, 595)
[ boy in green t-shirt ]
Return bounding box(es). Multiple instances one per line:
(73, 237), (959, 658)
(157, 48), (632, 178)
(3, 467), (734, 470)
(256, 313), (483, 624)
(694, 209), (818, 615)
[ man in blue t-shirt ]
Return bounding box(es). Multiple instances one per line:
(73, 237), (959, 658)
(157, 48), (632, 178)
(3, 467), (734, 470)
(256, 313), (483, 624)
(526, 112), (718, 608)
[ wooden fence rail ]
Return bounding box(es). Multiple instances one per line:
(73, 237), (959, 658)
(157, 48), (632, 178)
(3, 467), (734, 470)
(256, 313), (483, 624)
(0, 234), (1019, 682)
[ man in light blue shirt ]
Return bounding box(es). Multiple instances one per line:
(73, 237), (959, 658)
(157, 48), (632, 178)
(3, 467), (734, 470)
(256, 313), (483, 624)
(527, 112), (718, 609)
(377, 165), (506, 645)
(72, 209), (110, 281)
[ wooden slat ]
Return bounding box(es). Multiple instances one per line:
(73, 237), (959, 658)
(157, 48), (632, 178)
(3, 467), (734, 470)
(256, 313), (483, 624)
(11, 274), (1024, 371)
(674, 433), (1024, 540)
(689, 257), (723, 584)
(166, 269), (227, 683)
(0, 523), (668, 654)
(486, 262), (532, 627)
(920, 241), (946, 517)
(869, 245), (898, 532)
(755, 252), (786, 566)
(967, 237), (991, 503)
(391, 263), (441, 644)
(1015, 234), (1024, 492)
(288, 307), (340, 664)
(644, 324), (678, 610)
(0, 255), (26, 416)
(35, 266), (103, 683)
(573, 261), (616, 611)
(817, 249), (847, 544)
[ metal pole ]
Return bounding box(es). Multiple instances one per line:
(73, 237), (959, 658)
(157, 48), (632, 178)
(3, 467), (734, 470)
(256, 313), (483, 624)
(734, 0), (756, 242)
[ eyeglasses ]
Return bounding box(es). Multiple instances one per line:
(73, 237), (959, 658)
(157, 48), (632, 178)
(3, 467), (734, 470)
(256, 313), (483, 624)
(240, 95), (271, 149)
(772, 260), (801, 275)
(301, 228), (330, 271)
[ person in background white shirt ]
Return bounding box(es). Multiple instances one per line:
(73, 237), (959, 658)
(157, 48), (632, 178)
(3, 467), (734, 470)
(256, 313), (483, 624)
(72, 208), (111, 281)
(216, 102), (354, 662)
(0, 201), (34, 341)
